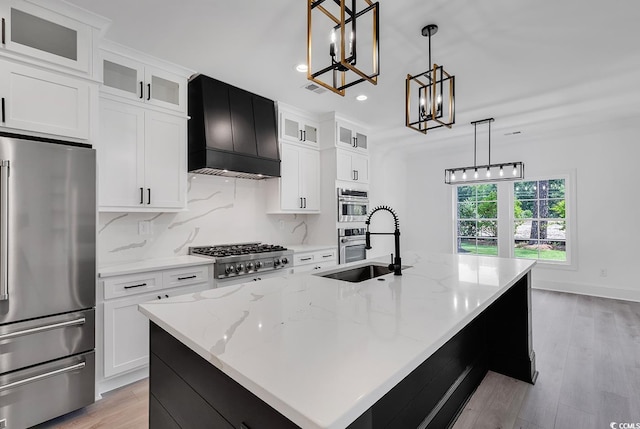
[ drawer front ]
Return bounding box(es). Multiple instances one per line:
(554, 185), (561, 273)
(315, 249), (337, 262)
(0, 351), (95, 429)
(103, 271), (163, 300)
(0, 309), (95, 374)
(163, 265), (211, 289)
(293, 253), (315, 266)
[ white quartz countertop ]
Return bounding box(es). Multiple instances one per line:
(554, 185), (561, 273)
(287, 245), (337, 253)
(139, 252), (535, 429)
(99, 255), (212, 277)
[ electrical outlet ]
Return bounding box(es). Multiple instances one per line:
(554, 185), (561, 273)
(599, 268), (608, 277)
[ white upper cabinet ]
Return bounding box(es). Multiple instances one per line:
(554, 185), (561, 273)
(99, 44), (189, 114)
(266, 141), (320, 213)
(0, 58), (90, 139)
(336, 148), (369, 184)
(278, 103), (319, 146)
(0, 0), (107, 76)
(98, 98), (186, 211)
(336, 119), (368, 153)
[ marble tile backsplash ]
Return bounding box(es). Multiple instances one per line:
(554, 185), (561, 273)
(98, 174), (310, 266)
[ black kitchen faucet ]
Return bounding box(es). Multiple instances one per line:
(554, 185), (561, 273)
(365, 205), (402, 275)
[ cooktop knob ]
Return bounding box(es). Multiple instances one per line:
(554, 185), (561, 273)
(255, 261), (263, 269)
(225, 265), (234, 275)
(246, 262), (254, 270)
(274, 258), (281, 266)
(281, 257), (289, 265)
(236, 264), (244, 273)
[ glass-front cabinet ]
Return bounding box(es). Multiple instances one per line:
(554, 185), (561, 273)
(100, 49), (187, 114)
(0, 1), (91, 73)
(337, 120), (368, 152)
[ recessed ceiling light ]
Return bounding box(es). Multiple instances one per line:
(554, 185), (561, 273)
(356, 94), (368, 101)
(295, 64), (308, 73)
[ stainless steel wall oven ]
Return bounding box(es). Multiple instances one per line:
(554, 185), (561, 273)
(337, 188), (369, 222)
(338, 228), (367, 264)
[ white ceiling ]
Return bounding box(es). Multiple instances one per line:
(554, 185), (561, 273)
(68, 0), (640, 151)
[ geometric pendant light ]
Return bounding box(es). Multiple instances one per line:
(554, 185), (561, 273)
(307, 0), (380, 96)
(406, 24), (455, 134)
(444, 118), (525, 184)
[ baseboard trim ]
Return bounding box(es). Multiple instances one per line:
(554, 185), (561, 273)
(533, 279), (640, 303)
(98, 367), (149, 395)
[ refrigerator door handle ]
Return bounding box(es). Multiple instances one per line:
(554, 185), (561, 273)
(0, 361), (85, 392)
(0, 160), (8, 301)
(0, 317), (86, 341)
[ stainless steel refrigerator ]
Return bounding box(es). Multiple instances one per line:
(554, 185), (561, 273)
(0, 133), (96, 429)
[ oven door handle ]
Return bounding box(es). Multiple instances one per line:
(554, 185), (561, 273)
(340, 237), (366, 243)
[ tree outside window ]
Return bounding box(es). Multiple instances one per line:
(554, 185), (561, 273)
(513, 179), (566, 261)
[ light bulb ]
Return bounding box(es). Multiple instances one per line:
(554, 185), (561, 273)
(486, 167), (491, 178)
(499, 166), (504, 177)
(512, 164), (518, 176)
(330, 30), (336, 57)
(451, 171), (456, 181)
(474, 168), (479, 179)
(462, 169), (467, 180)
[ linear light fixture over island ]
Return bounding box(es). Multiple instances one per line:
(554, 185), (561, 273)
(445, 118), (525, 184)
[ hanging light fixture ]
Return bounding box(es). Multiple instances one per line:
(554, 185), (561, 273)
(307, 0), (380, 96)
(406, 24), (455, 134)
(444, 118), (525, 184)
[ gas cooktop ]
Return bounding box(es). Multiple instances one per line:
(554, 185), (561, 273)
(190, 243), (288, 258)
(189, 243), (293, 280)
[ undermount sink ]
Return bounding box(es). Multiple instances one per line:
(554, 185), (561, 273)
(318, 263), (410, 283)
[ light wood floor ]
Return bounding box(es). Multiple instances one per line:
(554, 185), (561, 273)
(33, 289), (640, 429)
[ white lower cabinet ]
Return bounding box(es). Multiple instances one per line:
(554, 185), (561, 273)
(100, 264), (213, 383)
(293, 248), (337, 273)
(98, 97), (187, 211)
(0, 58), (90, 139)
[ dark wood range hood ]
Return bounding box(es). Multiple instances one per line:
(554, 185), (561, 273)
(188, 74), (280, 179)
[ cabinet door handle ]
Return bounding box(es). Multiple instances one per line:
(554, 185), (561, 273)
(147, 83), (151, 101)
(300, 257), (312, 261)
(303, 197), (307, 208)
(303, 130), (306, 141)
(140, 187), (144, 204)
(139, 81), (144, 99)
(299, 130), (303, 141)
(1, 18), (5, 45)
(177, 275), (197, 281)
(147, 188), (151, 205)
(1, 97), (5, 123)
(124, 283), (147, 290)
(299, 197), (303, 208)
(322, 254), (333, 258)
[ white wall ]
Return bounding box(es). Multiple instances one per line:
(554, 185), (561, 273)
(98, 174), (310, 266)
(400, 117), (640, 301)
(366, 143), (409, 260)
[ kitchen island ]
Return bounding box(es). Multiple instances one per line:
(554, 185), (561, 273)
(139, 252), (537, 429)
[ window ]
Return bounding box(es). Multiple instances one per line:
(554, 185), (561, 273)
(453, 173), (573, 266)
(514, 179), (566, 261)
(456, 184), (498, 256)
